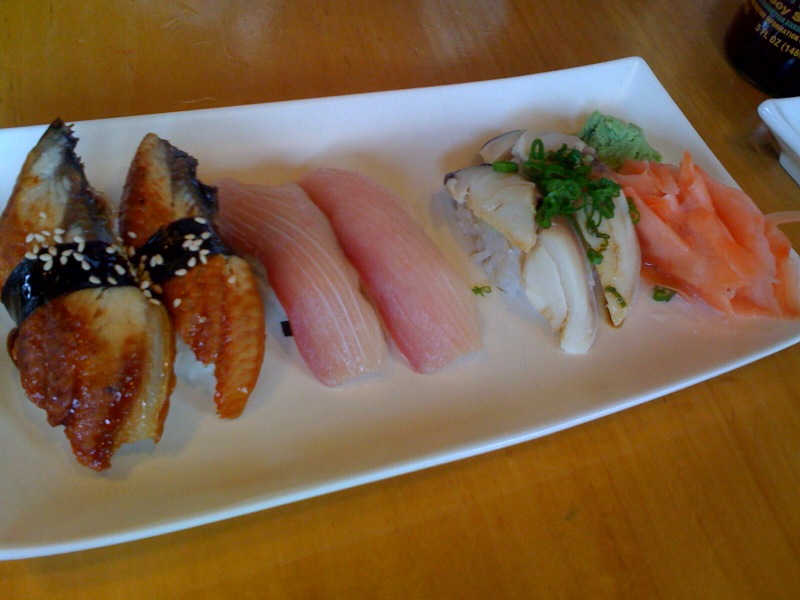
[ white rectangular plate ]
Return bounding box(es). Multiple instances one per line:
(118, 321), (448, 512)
(2, 57), (799, 560)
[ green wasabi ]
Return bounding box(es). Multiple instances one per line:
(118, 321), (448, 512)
(578, 110), (661, 169)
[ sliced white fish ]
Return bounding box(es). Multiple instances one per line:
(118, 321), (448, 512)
(522, 216), (597, 354)
(573, 191), (641, 326)
(479, 130), (524, 163)
(444, 165), (538, 252)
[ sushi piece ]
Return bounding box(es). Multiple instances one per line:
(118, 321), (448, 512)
(119, 134), (265, 418)
(445, 165), (596, 352)
(298, 168), (482, 373)
(216, 179), (387, 386)
(0, 119), (175, 471)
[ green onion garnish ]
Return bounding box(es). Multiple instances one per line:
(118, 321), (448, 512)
(652, 286), (676, 302)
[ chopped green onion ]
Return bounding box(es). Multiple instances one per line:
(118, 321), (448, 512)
(471, 285), (492, 297)
(652, 286), (677, 302)
(521, 140), (622, 264)
(492, 161), (519, 173)
(604, 286), (627, 308)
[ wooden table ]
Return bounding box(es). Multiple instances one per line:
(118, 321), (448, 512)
(3, 1), (800, 597)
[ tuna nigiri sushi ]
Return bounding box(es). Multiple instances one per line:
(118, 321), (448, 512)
(0, 120), (175, 470)
(216, 179), (387, 386)
(119, 134), (265, 418)
(298, 168), (482, 373)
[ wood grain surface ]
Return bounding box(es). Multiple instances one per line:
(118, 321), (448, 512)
(2, 1), (800, 598)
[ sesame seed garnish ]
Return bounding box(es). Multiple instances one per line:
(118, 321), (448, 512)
(105, 245), (116, 254)
(38, 211), (47, 219)
(89, 275), (101, 285)
(41, 230), (51, 237)
(114, 264), (126, 275)
(127, 231), (137, 239)
(81, 261), (91, 271)
(228, 275), (236, 284)
(187, 257), (197, 268)
(53, 235), (63, 244)
(60, 256), (68, 265)
(73, 252), (84, 261)
(25, 233), (34, 243)
(107, 277), (117, 285)
(73, 235), (85, 244)
(24, 251), (37, 260)
(173, 298), (182, 308)
(194, 217), (207, 224)
(47, 246), (57, 256)
(200, 231), (212, 240)
(54, 228), (65, 235)
(38, 253), (52, 262)
(43, 261), (53, 272)
(199, 254), (208, 264)
(174, 268), (188, 277)
(142, 289), (153, 298)
(149, 298), (161, 305)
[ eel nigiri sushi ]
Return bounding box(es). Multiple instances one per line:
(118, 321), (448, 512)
(0, 119), (175, 470)
(216, 179), (387, 386)
(298, 168), (482, 373)
(119, 134), (265, 418)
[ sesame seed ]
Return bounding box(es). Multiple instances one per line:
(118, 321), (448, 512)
(200, 231), (212, 240)
(33, 233), (45, 243)
(149, 255), (159, 268)
(149, 298), (161, 305)
(141, 280), (151, 289)
(228, 275), (236, 284)
(81, 261), (91, 271)
(127, 231), (137, 239)
(143, 289), (153, 298)
(173, 298), (182, 308)
(43, 261), (53, 272)
(152, 284), (163, 294)
(73, 252), (84, 261)
(24, 252), (37, 260)
(41, 230), (51, 237)
(187, 257), (197, 268)
(105, 245), (116, 254)
(89, 275), (101, 284)
(60, 256), (68, 265)
(175, 268), (188, 276)
(199, 254), (208, 265)
(77, 241), (85, 253)
(47, 246), (57, 256)
(114, 264), (126, 275)
(38, 211), (47, 219)
(38, 253), (52, 262)
(54, 228), (65, 235)
(53, 235), (63, 244)
(74, 235), (85, 244)
(194, 217), (207, 224)
(25, 233), (34, 243)
(107, 277), (117, 285)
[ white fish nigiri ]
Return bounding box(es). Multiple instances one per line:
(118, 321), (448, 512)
(298, 168), (482, 373)
(216, 179), (387, 386)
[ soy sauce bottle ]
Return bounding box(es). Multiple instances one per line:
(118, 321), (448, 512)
(725, 0), (800, 97)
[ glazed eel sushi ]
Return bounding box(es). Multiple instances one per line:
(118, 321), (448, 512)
(119, 134), (265, 419)
(0, 119), (175, 470)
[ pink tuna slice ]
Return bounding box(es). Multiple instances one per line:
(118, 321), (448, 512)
(298, 168), (482, 373)
(216, 179), (387, 386)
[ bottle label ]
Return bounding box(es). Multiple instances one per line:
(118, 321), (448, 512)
(748, 0), (800, 59)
